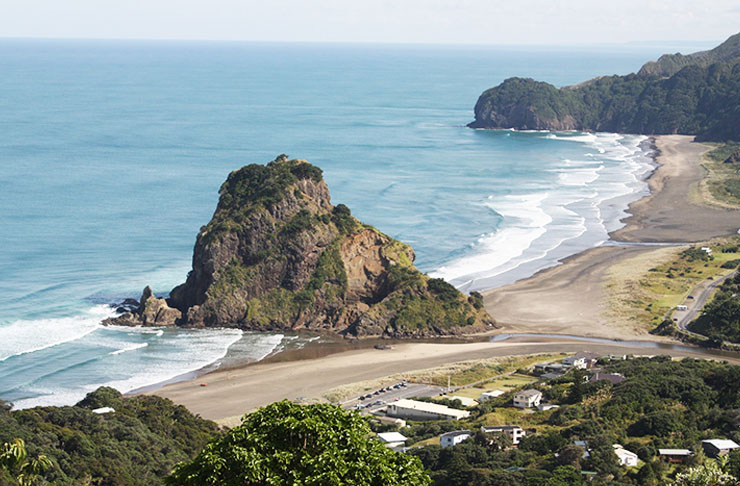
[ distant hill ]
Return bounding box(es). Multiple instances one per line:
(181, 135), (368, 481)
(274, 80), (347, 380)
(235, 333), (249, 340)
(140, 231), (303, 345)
(469, 32), (740, 141)
(108, 156), (493, 338)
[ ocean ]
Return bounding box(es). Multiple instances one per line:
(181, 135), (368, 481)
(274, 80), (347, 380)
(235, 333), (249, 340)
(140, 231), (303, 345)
(0, 39), (688, 408)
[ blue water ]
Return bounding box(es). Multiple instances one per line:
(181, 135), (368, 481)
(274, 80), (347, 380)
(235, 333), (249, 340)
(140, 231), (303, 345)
(0, 39), (685, 407)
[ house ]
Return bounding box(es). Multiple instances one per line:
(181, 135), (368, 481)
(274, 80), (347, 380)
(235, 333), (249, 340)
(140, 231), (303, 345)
(481, 425), (526, 445)
(374, 416), (407, 428)
(513, 389), (542, 408)
(658, 449), (693, 464)
(701, 247), (713, 255)
(575, 352), (601, 368)
(446, 395), (478, 407)
(589, 372), (625, 385)
(479, 390), (505, 402)
(574, 440), (590, 459)
(377, 432), (407, 451)
(613, 444), (639, 467)
(534, 362), (569, 375)
(702, 439), (740, 457)
(440, 430), (472, 447)
(386, 399), (470, 421)
(91, 407), (115, 415)
(562, 356), (587, 369)
(537, 403), (560, 411)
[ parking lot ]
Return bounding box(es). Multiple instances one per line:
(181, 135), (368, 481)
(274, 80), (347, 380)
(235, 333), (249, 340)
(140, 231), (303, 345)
(342, 382), (447, 414)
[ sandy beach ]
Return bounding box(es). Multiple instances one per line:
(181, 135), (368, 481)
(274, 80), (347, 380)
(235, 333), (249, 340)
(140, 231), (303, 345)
(147, 134), (740, 422)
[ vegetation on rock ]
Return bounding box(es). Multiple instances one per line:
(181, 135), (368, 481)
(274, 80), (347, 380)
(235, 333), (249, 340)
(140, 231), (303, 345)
(166, 155), (493, 337)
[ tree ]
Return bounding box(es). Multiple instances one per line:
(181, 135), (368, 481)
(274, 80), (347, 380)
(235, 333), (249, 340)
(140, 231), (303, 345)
(671, 457), (739, 486)
(165, 400), (431, 485)
(0, 439), (52, 486)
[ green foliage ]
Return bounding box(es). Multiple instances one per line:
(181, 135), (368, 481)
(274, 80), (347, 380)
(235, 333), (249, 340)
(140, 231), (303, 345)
(0, 438), (52, 486)
(472, 54), (740, 141)
(0, 388), (219, 486)
(427, 278), (460, 303)
(681, 247), (714, 262)
(468, 291), (484, 310)
(281, 209), (315, 236)
(721, 259), (740, 269)
(202, 156), (324, 243)
(332, 204), (359, 235)
(690, 273), (740, 342)
(166, 400), (431, 486)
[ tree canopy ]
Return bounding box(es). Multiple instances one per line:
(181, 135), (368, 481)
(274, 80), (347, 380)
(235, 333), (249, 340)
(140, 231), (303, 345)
(166, 400), (431, 486)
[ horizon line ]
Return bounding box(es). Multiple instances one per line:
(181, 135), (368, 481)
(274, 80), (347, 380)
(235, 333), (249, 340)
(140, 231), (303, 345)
(0, 35), (723, 50)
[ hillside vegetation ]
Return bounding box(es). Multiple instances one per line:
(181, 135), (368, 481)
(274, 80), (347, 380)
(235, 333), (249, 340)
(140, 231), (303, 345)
(469, 32), (740, 141)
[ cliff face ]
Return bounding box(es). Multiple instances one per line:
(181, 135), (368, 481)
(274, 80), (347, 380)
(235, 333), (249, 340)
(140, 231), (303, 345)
(156, 155), (494, 338)
(468, 32), (740, 142)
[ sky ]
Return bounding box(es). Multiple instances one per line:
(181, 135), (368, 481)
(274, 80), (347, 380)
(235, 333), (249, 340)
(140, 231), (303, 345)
(1, 0), (739, 46)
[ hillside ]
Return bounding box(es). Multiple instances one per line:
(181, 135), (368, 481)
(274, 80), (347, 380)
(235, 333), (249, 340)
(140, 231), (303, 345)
(0, 388), (219, 486)
(469, 32), (740, 141)
(107, 155), (493, 338)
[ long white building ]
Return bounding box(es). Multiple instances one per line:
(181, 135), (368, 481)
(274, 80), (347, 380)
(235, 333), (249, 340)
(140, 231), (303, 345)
(386, 399), (470, 421)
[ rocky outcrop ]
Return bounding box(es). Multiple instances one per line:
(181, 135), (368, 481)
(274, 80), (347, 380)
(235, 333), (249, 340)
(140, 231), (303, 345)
(154, 155), (495, 338)
(103, 286), (181, 327)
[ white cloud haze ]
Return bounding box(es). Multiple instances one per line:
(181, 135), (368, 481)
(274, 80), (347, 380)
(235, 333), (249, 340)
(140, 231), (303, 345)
(0, 0), (738, 45)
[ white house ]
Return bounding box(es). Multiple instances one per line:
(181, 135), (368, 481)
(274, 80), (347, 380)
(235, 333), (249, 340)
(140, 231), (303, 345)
(513, 389), (542, 408)
(613, 445), (639, 467)
(702, 439), (740, 457)
(479, 390), (505, 402)
(91, 407), (115, 415)
(481, 425), (526, 445)
(386, 399), (470, 421)
(701, 247), (713, 255)
(377, 432), (408, 451)
(440, 430), (472, 447)
(446, 395), (478, 407)
(562, 356), (587, 369)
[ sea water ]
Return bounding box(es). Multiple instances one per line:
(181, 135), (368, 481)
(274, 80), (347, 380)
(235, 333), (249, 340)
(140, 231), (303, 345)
(0, 40), (690, 407)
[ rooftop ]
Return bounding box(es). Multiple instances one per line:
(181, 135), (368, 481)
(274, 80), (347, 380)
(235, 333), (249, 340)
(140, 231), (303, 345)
(703, 439), (740, 450)
(658, 449), (693, 456)
(377, 432), (407, 443)
(441, 430), (472, 439)
(515, 389), (542, 398)
(482, 425), (522, 431)
(391, 399), (470, 419)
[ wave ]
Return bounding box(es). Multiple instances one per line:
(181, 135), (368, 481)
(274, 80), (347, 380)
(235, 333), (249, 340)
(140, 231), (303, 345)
(109, 343), (148, 355)
(0, 305), (114, 362)
(430, 132), (653, 291)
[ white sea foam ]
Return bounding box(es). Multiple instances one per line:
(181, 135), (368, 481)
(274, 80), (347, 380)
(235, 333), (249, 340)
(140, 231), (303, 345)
(0, 305), (114, 362)
(10, 327), (247, 409)
(109, 343), (148, 355)
(431, 132), (652, 291)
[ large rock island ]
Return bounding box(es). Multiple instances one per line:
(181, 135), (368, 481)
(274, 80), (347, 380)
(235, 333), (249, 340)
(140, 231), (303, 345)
(469, 32), (740, 141)
(107, 155), (493, 338)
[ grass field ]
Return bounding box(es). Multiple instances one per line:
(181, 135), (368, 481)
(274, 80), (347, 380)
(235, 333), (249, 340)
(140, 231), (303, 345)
(607, 240), (740, 330)
(697, 143), (740, 208)
(450, 374), (538, 400)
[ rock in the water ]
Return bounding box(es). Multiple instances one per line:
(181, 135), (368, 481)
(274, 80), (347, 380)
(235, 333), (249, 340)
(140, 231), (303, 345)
(166, 156), (495, 337)
(102, 287), (181, 327)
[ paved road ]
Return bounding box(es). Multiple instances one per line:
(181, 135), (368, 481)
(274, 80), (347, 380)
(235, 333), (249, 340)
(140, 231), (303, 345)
(673, 270), (737, 332)
(342, 382), (447, 414)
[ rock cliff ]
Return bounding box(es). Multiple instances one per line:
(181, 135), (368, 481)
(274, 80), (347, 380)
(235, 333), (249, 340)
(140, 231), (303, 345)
(111, 155), (494, 338)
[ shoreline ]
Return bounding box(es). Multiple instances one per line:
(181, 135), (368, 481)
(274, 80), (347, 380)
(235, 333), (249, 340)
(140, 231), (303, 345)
(144, 134), (740, 421)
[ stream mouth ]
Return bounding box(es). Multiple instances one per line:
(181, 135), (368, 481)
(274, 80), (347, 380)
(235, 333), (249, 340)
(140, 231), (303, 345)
(490, 333), (740, 359)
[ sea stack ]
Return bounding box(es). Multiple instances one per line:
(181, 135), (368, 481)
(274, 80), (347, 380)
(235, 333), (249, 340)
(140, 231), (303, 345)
(141, 155), (494, 338)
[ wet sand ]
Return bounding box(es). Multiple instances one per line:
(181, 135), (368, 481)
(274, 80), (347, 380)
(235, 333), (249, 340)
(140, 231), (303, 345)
(483, 135), (740, 338)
